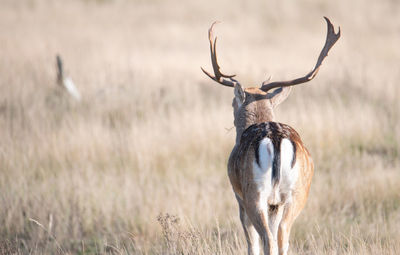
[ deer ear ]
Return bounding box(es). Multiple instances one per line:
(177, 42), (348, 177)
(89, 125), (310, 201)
(268, 86), (292, 107)
(234, 84), (245, 106)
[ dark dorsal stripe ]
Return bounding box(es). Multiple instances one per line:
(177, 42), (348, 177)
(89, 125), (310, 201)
(239, 122), (300, 187)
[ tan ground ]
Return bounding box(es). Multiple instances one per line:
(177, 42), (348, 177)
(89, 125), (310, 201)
(0, 0), (399, 254)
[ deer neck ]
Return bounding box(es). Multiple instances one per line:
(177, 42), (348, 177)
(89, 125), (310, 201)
(234, 102), (275, 144)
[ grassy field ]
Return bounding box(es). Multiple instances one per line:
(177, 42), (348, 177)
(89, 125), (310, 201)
(1, 0), (399, 254)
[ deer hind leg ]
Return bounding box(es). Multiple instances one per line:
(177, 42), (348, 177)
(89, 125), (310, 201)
(277, 223), (291, 255)
(238, 198), (260, 255)
(244, 201), (284, 255)
(268, 204), (285, 247)
(277, 205), (297, 255)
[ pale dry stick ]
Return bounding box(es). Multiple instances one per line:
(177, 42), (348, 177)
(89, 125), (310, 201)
(216, 218), (222, 254)
(29, 218), (65, 253)
(56, 55), (81, 101)
(201, 17), (340, 255)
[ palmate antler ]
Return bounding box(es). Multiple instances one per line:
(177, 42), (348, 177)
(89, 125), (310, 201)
(201, 17), (341, 91)
(260, 17), (341, 92)
(201, 22), (240, 88)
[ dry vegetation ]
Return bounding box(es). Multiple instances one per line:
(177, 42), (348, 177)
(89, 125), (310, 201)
(1, 0), (399, 254)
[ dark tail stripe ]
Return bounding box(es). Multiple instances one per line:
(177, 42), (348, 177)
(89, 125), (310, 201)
(269, 122), (282, 187)
(271, 140), (281, 187)
(291, 140), (297, 168)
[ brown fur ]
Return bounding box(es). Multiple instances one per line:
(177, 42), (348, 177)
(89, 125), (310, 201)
(228, 87), (314, 255)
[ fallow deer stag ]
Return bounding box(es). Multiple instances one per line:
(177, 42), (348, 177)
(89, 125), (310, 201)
(201, 17), (340, 255)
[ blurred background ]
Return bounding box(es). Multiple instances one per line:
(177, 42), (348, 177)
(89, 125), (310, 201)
(0, 0), (399, 254)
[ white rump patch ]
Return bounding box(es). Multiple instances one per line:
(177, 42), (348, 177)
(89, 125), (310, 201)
(258, 138), (274, 173)
(280, 139), (294, 172)
(252, 137), (299, 209)
(279, 138), (299, 203)
(252, 137), (273, 211)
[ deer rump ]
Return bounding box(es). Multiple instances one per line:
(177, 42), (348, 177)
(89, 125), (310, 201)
(233, 122), (302, 206)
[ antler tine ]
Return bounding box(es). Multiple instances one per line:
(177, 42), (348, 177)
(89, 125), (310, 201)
(260, 17), (341, 92)
(201, 22), (239, 88)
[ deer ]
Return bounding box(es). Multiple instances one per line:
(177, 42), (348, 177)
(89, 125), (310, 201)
(201, 17), (340, 255)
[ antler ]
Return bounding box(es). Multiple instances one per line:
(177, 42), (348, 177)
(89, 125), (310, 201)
(260, 17), (341, 92)
(201, 22), (240, 87)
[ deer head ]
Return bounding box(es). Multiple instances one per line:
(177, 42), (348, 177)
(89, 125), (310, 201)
(201, 17), (341, 143)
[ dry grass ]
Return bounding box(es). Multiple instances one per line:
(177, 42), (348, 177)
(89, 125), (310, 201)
(0, 0), (399, 254)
